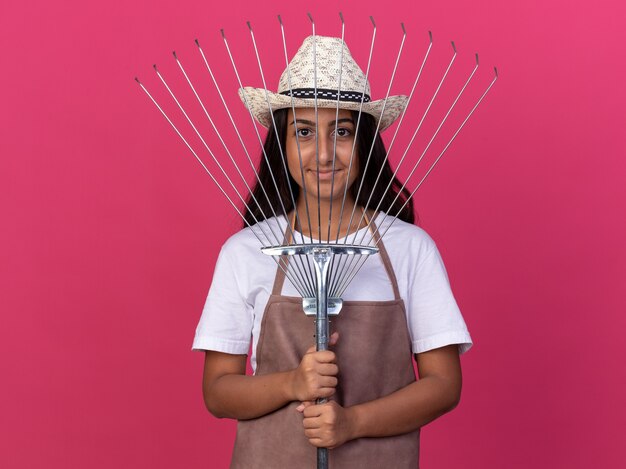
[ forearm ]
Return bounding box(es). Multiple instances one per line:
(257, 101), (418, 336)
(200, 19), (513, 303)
(205, 370), (295, 420)
(347, 374), (461, 439)
(204, 340), (339, 421)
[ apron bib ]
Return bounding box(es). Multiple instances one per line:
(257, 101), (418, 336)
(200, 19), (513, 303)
(231, 219), (420, 468)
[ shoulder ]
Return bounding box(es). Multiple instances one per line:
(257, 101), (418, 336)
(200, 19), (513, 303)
(375, 213), (437, 262)
(221, 216), (287, 257)
(217, 216), (287, 281)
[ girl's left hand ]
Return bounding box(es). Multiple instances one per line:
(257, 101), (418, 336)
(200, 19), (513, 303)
(297, 400), (356, 449)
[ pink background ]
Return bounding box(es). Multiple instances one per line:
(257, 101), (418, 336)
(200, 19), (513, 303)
(2, 0), (625, 467)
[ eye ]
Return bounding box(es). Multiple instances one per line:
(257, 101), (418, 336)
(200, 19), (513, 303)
(334, 127), (352, 138)
(296, 128), (313, 138)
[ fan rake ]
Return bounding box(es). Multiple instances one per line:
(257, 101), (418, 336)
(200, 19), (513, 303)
(136, 13), (497, 469)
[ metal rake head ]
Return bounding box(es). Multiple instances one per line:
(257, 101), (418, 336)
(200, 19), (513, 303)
(135, 13), (498, 301)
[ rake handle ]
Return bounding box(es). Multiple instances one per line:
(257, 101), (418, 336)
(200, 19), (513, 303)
(317, 442), (329, 469)
(313, 249), (332, 469)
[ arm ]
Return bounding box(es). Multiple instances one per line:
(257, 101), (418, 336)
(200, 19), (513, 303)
(301, 344), (462, 448)
(202, 333), (340, 420)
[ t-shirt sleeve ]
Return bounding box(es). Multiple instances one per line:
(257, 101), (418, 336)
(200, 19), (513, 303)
(191, 244), (253, 354)
(406, 244), (473, 355)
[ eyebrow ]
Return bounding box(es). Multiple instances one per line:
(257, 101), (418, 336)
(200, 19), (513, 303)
(289, 118), (355, 127)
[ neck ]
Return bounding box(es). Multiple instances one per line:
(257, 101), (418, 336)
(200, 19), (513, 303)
(292, 196), (372, 242)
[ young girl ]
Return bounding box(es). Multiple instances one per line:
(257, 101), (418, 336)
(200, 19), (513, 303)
(193, 35), (472, 468)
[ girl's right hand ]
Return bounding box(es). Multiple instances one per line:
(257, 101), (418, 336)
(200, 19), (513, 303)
(288, 332), (339, 402)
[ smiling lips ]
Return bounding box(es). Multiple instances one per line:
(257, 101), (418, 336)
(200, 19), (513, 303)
(309, 169), (343, 181)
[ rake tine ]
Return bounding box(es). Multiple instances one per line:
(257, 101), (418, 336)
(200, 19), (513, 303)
(246, 20), (319, 296)
(327, 11), (346, 242)
(330, 40), (459, 294)
(325, 12), (346, 298)
(336, 65), (498, 298)
(159, 63), (313, 296)
(223, 27), (316, 297)
(366, 44), (477, 244)
(172, 51), (284, 249)
(135, 77), (308, 297)
(335, 15), (377, 242)
(306, 13), (323, 242)
(345, 21), (407, 245)
(330, 32), (433, 298)
(350, 30), (432, 242)
(174, 50), (318, 295)
(157, 60), (315, 296)
(277, 15), (314, 242)
(221, 30), (293, 241)
(276, 15), (319, 296)
(153, 64), (256, 226)
(334, 42), (465, 293)
(328, 16), (377, 296)
(247, 20), (304, 231)
(329, 21), (407, 295)
(374, 64), (499, 243)
(194, 40), (288, 246)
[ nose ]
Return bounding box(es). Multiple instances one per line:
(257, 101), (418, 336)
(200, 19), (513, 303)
(317, 134), (334, 166)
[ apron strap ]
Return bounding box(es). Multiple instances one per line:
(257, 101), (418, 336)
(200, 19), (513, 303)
(270, 212), (401, 300)
(367, 215), (402, 301)
(271, 213), (295, 296)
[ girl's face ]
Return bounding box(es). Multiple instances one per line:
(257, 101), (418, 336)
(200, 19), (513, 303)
(285, 107), (359, 203)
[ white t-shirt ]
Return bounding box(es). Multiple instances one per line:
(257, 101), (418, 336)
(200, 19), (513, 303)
(192, 213), (473, 372)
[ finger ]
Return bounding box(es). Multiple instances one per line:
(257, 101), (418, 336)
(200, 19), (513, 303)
(296, 400), (314, 412)
(302, 416), (322, 429)
(317, 363), (339, 377)
(306, 437), (326, 448)
(319, 376), (338, 388)
(324, 376), (339, 388)
(313, 350), (336, 364)
(304, 428), (322, 438)
(315, 387), (336, 399)
(329, 331), (339, 346)
(303, 404), (324, 418)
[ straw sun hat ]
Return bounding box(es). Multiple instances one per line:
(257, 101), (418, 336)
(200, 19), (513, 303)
(238, 35), (408, 132)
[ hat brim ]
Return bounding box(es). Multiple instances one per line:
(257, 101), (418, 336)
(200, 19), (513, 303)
(239, 87), (408, 132)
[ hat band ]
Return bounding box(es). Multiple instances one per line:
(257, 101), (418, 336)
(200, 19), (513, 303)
(279, 88), (371, 103)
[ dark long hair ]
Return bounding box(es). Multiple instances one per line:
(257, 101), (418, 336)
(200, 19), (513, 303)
(243, 108), (415, 227)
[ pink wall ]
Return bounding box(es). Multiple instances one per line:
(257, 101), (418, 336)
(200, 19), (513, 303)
(2, 0), (625, 467)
